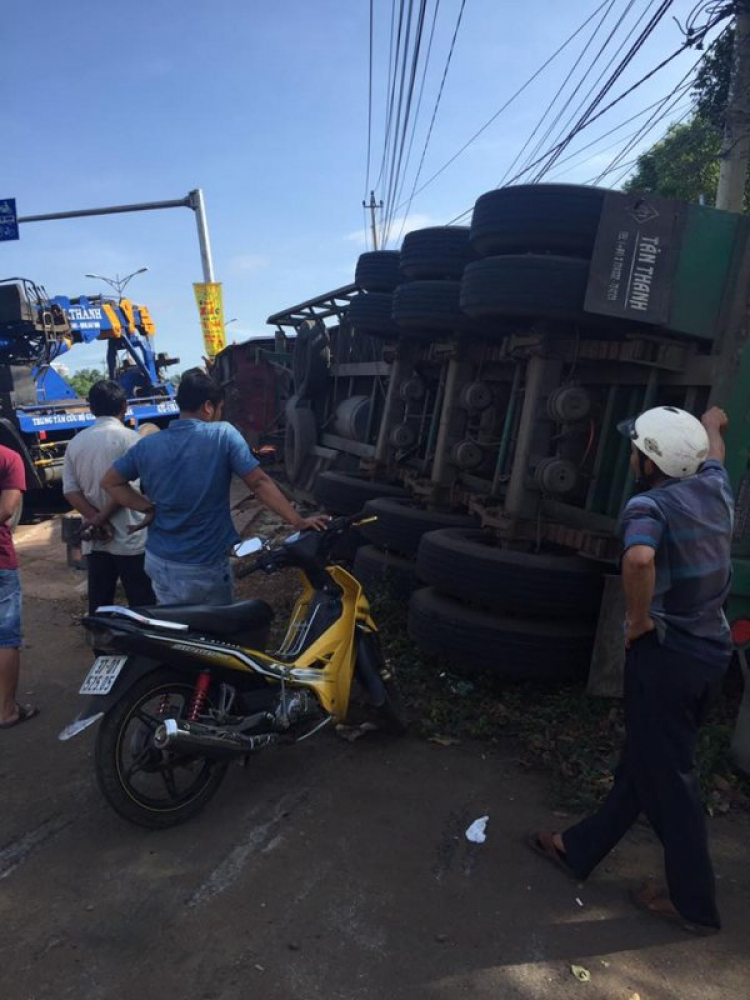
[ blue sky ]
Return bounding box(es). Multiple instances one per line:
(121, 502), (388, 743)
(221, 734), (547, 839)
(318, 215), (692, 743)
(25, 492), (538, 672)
(1, 1), (723, 373)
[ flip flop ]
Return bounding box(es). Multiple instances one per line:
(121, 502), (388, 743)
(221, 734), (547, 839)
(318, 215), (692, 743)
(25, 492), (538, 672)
(629, 882), (719, 936)
(0, 703), (39, 730)
(525, 831), (577, 879)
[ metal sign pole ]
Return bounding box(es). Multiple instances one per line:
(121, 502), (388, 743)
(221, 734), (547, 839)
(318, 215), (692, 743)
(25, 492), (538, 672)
(16, 189), (215, 282)
(188, 189), (215, 283)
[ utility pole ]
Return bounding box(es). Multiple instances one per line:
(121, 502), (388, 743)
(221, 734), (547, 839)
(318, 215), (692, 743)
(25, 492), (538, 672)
(362, 190), (383, 250)
(716, 1), (750, 212)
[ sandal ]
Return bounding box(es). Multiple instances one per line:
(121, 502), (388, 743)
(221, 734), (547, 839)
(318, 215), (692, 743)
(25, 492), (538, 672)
(630, 882), (719, 936)
(525, 831), (577, 879)
(0, 703), (39, 730)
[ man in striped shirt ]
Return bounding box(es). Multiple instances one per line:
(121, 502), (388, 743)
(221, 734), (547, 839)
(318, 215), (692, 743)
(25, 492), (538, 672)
(531, 406), (733, 935)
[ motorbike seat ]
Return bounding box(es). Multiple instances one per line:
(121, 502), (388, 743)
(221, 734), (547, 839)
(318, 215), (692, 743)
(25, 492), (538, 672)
(137, 600), (274, 637)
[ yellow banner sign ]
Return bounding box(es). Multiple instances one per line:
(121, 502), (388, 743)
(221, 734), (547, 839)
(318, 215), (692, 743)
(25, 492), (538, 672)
(193, 282), (226, 359)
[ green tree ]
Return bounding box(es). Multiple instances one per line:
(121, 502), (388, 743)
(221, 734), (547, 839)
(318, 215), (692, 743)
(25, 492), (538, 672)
(623, 116), (721, 204)
(623, 25), (749, 209)
(693, 25), (733, 129)
(67, 367), (105, 398)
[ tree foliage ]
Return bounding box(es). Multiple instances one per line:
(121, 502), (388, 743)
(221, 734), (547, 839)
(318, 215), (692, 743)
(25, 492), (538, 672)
(623, 25), (749, 209)
(67, 367), (104, 399)
(623, 116), (721, 204)
(693, 26), (733, 129)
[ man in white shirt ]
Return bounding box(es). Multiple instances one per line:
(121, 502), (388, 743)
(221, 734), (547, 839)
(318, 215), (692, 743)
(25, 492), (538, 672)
(63, 380), (155, 614)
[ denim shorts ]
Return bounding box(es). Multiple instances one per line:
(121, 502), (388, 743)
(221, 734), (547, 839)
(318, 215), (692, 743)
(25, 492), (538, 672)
(144, 551), (234, 607)
(0, 568), (22, 648)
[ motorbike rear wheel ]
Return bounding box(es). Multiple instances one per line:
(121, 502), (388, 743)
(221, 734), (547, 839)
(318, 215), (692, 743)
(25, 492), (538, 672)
(95, 668), (229, 829)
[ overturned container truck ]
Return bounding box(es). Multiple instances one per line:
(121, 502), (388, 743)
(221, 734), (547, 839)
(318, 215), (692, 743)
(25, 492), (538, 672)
(265, 184), (750, 684)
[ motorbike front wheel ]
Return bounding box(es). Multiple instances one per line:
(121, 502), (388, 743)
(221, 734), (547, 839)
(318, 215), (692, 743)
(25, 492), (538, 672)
(356, 630), (408, 734)
(95, 668), (229, 829)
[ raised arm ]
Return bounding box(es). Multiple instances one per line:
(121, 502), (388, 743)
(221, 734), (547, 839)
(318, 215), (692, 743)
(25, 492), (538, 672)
(701, 406), (728, 464)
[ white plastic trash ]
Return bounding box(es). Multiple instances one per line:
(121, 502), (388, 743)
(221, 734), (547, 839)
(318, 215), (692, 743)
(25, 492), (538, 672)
(465, 816), (489, 843)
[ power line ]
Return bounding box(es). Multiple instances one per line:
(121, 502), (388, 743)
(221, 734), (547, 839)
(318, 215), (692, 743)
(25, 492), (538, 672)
(392, 0), (466, 244)
(388, 0), (614, 220)
(545, 99), (692, 181)
(531, 0), (679, 181)
(589, 49), (707, 184)
(381, 1), (418, 245)
(442, 16), (720, 225)
(591, 96), (696, 184)
(375, 0), (406, 194)
(543, 82), (696, 179)
(518, 3), (727, 186)
(383, 0), (430, 245)
(512, 1), (659, 183)
(364, 0), (374, 198)
(607, 106), (696, 187)
(501, 0), (626, 188)
(393, 0), (443, 224)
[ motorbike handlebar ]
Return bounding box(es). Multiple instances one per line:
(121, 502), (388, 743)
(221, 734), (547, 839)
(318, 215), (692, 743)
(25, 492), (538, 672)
(233, 511), (377, 579)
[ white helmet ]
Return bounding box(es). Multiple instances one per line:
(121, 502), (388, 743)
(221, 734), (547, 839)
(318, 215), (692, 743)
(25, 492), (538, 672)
(618, 406), (709, 479)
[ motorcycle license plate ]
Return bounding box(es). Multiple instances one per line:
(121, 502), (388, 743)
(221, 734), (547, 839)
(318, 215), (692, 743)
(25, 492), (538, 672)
(79, 656), (128, 695)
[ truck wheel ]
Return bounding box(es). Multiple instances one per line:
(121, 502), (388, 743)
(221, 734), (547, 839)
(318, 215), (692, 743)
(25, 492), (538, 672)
(360, 498), (478, 556)
(353, 545), (420, 600)
(284, 396), (317, 485)
(356, 251), (402, 292)
(313, 471), (407, 515)
(470, 184), (605, 257)
(392, 280), (469, 335)
(347, 292), (400, 340)
(399, 226), (472, 280)
(416, 528), (607, 618)
(408, 587), (594, 680)
(460, 255), (592, 324)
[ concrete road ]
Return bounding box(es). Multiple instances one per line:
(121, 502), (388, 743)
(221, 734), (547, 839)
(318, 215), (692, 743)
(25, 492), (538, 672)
(2, 520), (749, 1000)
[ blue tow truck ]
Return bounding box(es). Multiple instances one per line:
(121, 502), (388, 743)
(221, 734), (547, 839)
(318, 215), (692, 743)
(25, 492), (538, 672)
(0, 276), (179, 523)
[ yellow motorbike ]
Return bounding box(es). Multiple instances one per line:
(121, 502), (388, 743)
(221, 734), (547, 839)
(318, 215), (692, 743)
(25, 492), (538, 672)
(59, 515), (406, 828)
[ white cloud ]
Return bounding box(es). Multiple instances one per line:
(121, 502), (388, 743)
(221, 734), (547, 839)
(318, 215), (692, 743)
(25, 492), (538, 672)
(229, 254), (270, 273)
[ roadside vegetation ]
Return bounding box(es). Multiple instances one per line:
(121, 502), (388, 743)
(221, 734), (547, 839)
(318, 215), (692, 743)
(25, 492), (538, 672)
(373, 594), (750, 817)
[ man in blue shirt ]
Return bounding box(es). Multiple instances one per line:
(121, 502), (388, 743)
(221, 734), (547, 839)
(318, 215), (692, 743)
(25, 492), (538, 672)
(530, 406), (733, 935)
(102, 371), (327, 606)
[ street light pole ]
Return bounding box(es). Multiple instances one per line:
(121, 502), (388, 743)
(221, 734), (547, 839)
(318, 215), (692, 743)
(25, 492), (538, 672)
(84, 267), (148, 298)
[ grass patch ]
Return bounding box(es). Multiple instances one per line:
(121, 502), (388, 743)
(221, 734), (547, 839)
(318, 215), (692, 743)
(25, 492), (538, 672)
(373, 593), (750, 816)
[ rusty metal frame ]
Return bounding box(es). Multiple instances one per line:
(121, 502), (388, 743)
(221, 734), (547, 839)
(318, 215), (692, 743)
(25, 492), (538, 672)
(266, 284), (359, 332)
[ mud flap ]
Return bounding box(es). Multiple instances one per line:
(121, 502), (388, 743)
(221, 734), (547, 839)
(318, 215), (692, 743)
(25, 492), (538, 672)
(58, 655), (166, 741)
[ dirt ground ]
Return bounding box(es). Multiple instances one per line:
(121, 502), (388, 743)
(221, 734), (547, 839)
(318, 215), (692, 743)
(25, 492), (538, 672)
(2, 515), (749, 1000)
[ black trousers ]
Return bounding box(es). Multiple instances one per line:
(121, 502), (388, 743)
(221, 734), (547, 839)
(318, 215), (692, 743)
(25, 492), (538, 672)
(87, 551), (155, 615)
(563, 631), (726, 929)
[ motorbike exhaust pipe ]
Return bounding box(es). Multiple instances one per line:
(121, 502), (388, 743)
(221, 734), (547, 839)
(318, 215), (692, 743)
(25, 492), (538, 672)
(153, 718), (279, 758)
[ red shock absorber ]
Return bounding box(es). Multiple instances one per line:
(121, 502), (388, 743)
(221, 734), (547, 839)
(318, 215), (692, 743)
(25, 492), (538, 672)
(187, 671), (211, 722)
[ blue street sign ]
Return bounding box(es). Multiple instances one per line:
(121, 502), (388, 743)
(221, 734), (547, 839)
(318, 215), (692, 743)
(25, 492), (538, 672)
(0, 198), (19, 241)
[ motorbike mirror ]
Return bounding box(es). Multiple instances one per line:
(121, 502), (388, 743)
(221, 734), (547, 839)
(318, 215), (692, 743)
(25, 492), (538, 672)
(232, 537), (264, 558)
